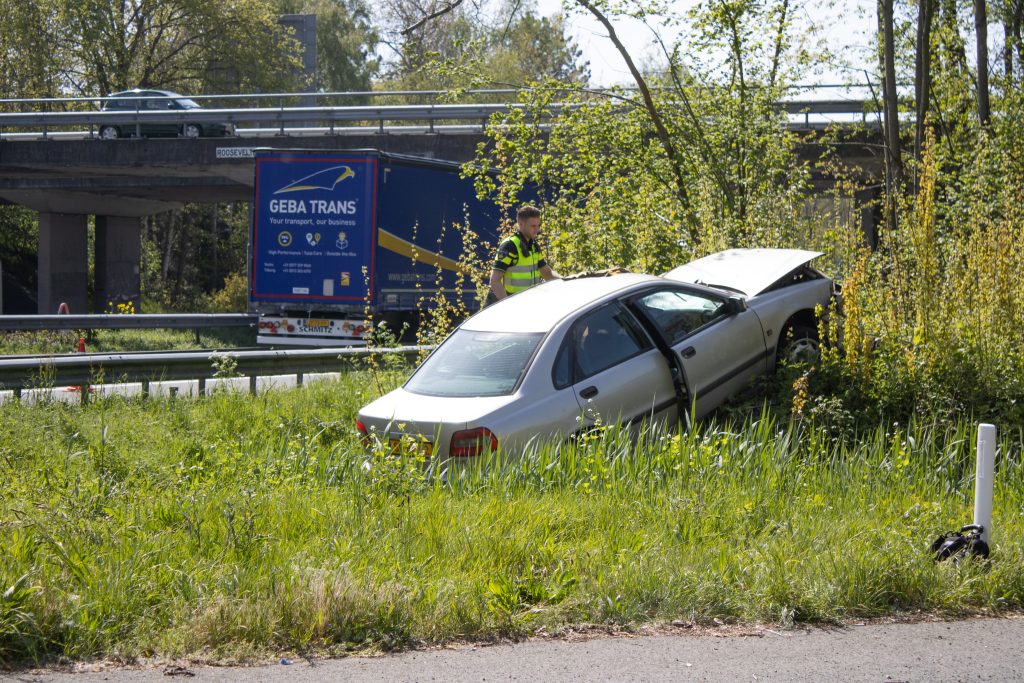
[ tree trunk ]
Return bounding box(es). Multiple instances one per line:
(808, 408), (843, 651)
(1005, 0), (1023, 82)
(769, 0), (790, 88)
(939, 0), (970, 74)
(881, 0), (903, 200)
(1005, 1), (1014, 79)
(1017, 0), (1024, 79)
(915, 0), (934, 167)
(211, 203), (219, 290)
(160, 212), (176, 285)
(975, 0), (991, 125)
(173, 216), (188, 302)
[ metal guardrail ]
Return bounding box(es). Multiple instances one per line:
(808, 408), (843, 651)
(0, 345), (428, 397)
(0, 88), (528, 108)
(0, 97), (874, 139)
(0, 85), (878, 108)
(779, 99), (873, 126)
(0, 103), (550, 137)
(0, 313), (257, 332)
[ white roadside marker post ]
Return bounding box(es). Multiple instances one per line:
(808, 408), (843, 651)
(974, 423), (997, 546)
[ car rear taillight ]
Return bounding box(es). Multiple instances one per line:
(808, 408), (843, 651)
(450, 427), (498, 458)
(356, 418), (370, 447)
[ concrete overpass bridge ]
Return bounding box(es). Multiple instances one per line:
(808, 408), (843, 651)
(0, 97), (882, 314)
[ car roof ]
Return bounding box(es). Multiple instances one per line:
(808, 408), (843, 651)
(462, 273), (659, 333)
(662, 248), (823, 297)
(107, 89), (182, 98)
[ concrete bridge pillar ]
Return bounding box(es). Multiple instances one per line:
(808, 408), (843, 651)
(37, 213), (88, 314)
(94, 215), (142, 313)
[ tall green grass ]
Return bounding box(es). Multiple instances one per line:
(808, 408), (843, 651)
(1, 374), (1021, 665)
(0, 327), (256, 356)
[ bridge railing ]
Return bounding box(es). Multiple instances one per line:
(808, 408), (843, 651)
(0, 88), (876, 139)
(0, 83), (885, 108)
(0, 102), (566, 138)
(0, 88), (530, 111)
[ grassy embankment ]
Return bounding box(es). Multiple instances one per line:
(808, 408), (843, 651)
(1, 367), (1022, 666)
(0, 327), (255, 356)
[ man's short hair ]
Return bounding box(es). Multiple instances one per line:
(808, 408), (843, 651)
(517, 205), (541, 222)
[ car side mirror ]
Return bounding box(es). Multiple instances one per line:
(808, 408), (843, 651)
(724, 295), (747, 314)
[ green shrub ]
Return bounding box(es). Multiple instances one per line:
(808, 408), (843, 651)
(810, 133), (1024, 424)
(205, 271), (249, 313)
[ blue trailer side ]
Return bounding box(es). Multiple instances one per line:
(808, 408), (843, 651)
(250, 149), (504, 345)
(374, 153), (503, 313)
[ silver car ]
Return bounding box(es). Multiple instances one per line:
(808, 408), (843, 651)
(357, 249), (838, 461)
(99, 89), (235, 139)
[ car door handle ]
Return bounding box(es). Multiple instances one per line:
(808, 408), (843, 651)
(579, 386), (599, 399)
(680, 346), (696, 359)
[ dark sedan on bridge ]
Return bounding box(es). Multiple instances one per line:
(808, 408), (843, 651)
(98, 89), (235, 139)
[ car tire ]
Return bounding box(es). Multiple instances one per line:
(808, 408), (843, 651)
(182, 123), (202, 138)
(777, 324), (819, 365)
(98, 126), (120, 140)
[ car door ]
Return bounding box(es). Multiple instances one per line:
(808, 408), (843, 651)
(555, 301), (676, 429)
(144, 93), (178, 136)
(629, 286), (768, 418)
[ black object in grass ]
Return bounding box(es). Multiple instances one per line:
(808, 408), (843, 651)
(931, 524), (990, 562)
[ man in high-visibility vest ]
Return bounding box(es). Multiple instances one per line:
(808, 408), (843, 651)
(487, 205), (560, 303)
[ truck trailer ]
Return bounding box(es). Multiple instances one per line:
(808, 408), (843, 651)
(249, 149), (505, 346)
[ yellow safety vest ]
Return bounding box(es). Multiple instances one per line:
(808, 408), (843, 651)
(501, 234), (543, 295)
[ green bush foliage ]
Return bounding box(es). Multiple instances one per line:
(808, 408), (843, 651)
(205, 271), (249, 313)
(808, 131), (1024, 424)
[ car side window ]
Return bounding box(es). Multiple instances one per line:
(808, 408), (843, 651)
(552, 337), (573, 389)
(571, 303), (652, 381)
(632, 288), (728, 343)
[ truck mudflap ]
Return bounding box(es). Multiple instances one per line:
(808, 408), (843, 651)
(256, 315), (370, 347)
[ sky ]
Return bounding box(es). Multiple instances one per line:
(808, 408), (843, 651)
(534, 0), (876, 90)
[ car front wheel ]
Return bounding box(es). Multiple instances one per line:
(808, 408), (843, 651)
(182, 123), (202, 138)
(777, 324), (820, 365)
(98, 126), (120, 140)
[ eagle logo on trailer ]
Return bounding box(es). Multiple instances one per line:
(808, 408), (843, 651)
(274, 166), (356, 194)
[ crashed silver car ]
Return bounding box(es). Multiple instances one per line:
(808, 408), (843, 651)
(357, 249), (838, 460)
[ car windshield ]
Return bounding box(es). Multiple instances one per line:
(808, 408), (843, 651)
(405, 330), (544, 397)
(174, 98), (200, 109)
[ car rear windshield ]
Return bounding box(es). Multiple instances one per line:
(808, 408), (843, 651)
(404, 330), (544, 397)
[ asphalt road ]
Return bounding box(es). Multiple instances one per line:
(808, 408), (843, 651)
(9, 617), (1024, 682)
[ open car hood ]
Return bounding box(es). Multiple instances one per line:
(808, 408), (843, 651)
(662, 248), (823, 297)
